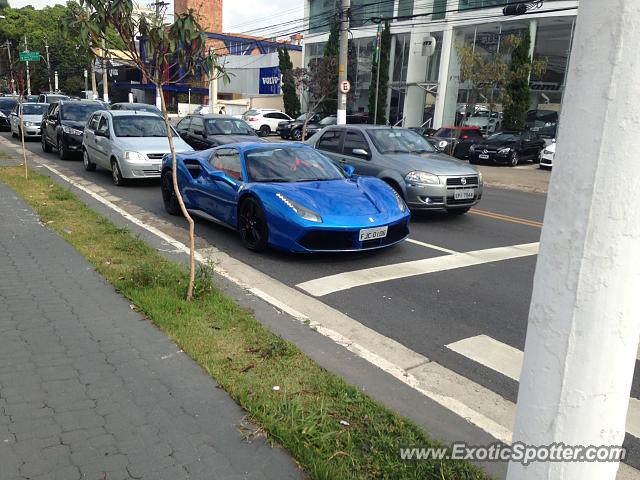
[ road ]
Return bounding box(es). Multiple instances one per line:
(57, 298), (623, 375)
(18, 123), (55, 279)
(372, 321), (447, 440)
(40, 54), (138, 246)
(8, 132), (640, 468)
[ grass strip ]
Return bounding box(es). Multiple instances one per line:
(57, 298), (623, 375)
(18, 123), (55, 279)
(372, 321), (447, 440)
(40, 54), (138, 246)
(0, 166), (490, 480)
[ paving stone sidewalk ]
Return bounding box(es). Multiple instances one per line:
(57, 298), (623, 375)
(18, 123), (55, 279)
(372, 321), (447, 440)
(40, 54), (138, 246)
(0, 180), (303, 480)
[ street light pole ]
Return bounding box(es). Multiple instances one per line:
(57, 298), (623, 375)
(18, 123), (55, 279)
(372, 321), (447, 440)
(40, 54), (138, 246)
(337, 0), (350, 125)
(44, 37), (52, 92)
(23, 36), (31, 96)
(507, 0), (640, 479)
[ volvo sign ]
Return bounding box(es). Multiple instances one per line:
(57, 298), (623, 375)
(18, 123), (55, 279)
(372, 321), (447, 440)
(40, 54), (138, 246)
(259, 67), (281, 95)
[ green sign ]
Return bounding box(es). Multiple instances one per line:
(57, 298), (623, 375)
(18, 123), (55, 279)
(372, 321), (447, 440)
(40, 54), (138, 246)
(19, 51), (40, 62)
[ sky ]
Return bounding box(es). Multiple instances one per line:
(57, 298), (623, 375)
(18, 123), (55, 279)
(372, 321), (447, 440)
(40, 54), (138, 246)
(8, 0), (305, 35)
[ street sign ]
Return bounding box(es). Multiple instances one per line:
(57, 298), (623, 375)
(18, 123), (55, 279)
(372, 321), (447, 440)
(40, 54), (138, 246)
(339, 80), (351, 94)
(19, 51), (40, 62)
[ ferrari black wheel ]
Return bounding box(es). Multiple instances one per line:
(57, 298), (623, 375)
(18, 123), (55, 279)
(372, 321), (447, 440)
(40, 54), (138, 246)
(239, 197), (268, 252)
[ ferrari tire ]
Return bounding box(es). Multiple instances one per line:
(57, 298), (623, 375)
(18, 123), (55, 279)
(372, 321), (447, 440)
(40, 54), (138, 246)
(161, 172), (180, 216)
(239, 197), (268, 252)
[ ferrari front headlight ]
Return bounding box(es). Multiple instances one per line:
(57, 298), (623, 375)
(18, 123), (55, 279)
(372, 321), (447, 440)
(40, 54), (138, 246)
(276, 193), (322, 223)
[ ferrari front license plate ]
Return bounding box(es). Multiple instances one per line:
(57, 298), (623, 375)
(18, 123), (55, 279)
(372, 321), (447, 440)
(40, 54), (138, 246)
(359, 226), (388, 242)
(479, 154), (489, 159)
(454, 189), (475, 200)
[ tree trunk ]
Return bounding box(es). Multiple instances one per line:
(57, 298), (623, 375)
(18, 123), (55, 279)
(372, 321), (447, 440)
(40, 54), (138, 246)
(158, 83), (196, 301)
(302, 95), (327, 141)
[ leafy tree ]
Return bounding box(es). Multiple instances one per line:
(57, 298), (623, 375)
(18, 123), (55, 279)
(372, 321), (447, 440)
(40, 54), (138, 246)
(0, 1), (9, 10)
(292, 56), (338, 138)
(456, 32), (546, 130)
(65, 0), (226, 300)
(318, 18), (339, 113)
(278, 48), (300, 118)
(502, 31), (535, 130)
(368, 22), (391, 125)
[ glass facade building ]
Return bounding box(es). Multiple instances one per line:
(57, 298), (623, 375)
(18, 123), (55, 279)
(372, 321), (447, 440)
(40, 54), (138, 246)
(304, 0), (578, 130)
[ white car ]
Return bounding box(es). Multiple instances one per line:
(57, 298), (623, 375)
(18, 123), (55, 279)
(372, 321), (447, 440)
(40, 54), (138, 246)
(10, 102), (48, 139)
(539, 141), (556, 169)
(82, 110), (193, 186)
(464, 111), (503, 135)
(242, 109), (292, 137)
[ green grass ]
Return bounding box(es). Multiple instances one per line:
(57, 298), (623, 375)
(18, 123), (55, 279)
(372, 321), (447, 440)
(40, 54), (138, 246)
(0, 166), (490, 480)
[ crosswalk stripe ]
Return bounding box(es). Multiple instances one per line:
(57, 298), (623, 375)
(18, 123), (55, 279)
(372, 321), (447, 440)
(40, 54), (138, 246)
(446, 335), (640, 438)
(297, 242), (539, 297)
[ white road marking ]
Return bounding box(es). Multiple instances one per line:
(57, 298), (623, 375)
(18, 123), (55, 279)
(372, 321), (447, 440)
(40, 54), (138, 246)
(447, 335), (523, 381)
(446, 335), (640, 439)
(297, 242), (540, 297)
(406, 238), (459, 255)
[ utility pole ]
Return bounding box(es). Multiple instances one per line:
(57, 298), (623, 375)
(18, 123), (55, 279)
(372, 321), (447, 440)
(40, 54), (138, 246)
(23, 36), (30, 96)
(5, 40), (15, 95)
(44, 37), (52, 92)
(101, 39), (108, 103)
(337, 0), (350, 125)
(507, 1), (640, 479)
(90, 62), (97, 100)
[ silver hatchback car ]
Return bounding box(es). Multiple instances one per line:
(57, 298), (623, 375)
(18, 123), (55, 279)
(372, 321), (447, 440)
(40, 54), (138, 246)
(82, 110), (193, 185)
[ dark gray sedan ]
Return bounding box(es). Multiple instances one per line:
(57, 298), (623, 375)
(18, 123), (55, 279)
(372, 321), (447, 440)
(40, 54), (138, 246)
(306, 125), (483, 214)
(175, 114), (264, 150)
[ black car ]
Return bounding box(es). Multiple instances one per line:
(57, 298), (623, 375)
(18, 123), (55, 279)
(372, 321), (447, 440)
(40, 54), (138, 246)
(0, 97), (18, 131)
(41, 100), (106, 159)
(431, 126), (485, 159)
(277, 112), (329, 140)
(304, 114), (369, 138)
(110, 102), (162, 116)
(176, 114), (264, 150)
(525, 109), (558, 138)
(469, 131), (546, 166)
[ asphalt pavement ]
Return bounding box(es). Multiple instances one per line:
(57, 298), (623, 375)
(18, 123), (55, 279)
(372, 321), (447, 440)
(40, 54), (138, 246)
(5, 132), (640, 472)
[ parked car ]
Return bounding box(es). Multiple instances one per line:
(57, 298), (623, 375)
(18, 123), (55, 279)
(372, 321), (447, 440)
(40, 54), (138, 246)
(82, 111), (192, 185)
(41, 100), (106, 159)
(10, 102), (48, 139)
(25, 95), (39, 103)
(0, 97), (19, 131)
(304, 114), (370, 138)
(176, 114), (264, 150)
(277, 112), (329, 140)
(464, 111), (503, 135)
(110, 102), (162, 116)
(242, 109), (292, 137)
(161, 142), (409, 252)
(38, 93), (70, 104)
(307, 125), (483, 214)
(539, 140), (556, 169)
(525, 109), (558, 138)
(469, 131), (546, 166)
(431, 126), (484, 159)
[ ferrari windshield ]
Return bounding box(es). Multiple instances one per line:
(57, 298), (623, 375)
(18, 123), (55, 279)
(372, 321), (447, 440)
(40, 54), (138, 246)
(245, 147), (345, 183)
(368, 128), (436, 154)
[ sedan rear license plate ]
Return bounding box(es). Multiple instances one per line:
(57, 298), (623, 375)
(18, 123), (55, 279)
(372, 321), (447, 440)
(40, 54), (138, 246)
(359, 226), (388, 242)
(454, 189), (475, 200)
(479, 154), (489, 159)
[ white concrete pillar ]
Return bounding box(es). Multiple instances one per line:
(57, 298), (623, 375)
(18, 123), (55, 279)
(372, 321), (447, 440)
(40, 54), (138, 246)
(507, 1), (640, 479)
(385, 34), (397, 123)
(439, 28), (463, 127)
(432, 26), (453, 129)
(403, 30), (429, 127)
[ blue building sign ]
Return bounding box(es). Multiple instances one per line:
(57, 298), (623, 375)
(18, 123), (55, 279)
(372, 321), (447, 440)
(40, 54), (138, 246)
(259, 67), (281, 95)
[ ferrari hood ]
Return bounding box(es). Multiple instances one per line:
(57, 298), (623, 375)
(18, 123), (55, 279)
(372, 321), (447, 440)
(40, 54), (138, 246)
(261, 177), (393, 217)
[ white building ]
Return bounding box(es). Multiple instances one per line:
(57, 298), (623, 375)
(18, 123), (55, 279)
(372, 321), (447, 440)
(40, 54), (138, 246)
(303, 0), (578, 129)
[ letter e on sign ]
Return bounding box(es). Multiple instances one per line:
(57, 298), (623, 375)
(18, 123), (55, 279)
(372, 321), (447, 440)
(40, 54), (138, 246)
(340, 80), (351, 94)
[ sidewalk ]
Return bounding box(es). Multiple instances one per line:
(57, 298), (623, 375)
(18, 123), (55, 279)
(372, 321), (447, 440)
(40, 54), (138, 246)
(0, 180), (302, 479)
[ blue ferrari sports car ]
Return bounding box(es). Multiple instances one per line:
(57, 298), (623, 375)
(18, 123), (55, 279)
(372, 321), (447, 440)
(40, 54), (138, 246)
(161, 142), (410, 252)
